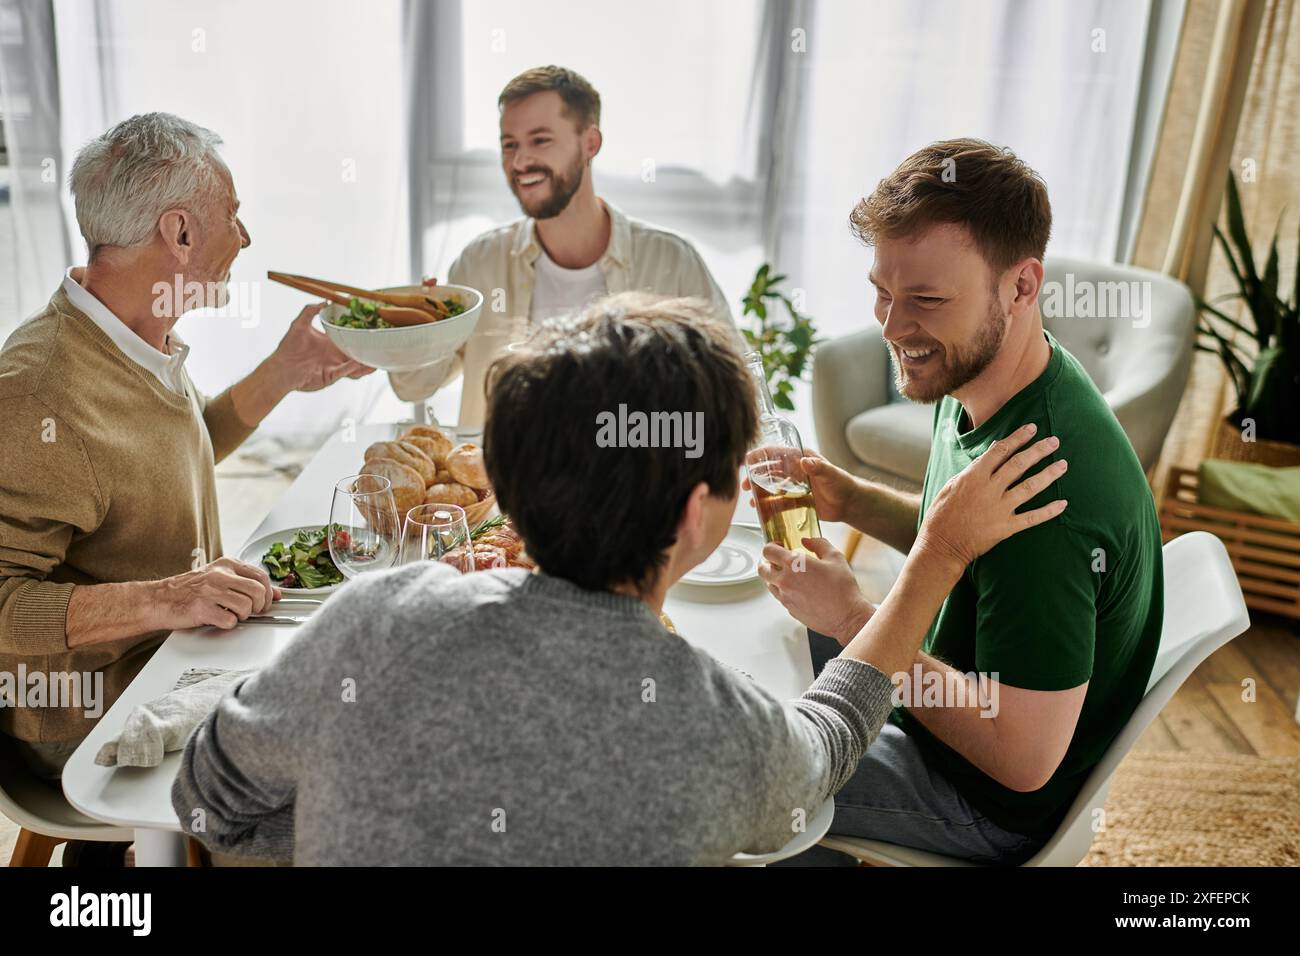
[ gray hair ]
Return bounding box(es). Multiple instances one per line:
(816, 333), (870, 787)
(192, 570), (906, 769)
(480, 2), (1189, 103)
(69, 112), (226, 252)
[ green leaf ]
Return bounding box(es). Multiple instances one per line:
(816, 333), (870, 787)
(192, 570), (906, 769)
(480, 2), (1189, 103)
(1197, 320), (1250, 405)
(740, 261), (822, 412)
(1213, 226), (1248, 302)
(1196, 297), (1257, 340)
(1223, 171), (1258, 284)
(261, 543), (291, 578)
(1294, 214), (1300, 316)
(1261, 215), (1281, 305)
(787, 324), (814, 350)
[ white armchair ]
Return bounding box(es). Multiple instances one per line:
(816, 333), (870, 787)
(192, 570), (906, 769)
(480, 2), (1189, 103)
(811, 257), (1197, 493)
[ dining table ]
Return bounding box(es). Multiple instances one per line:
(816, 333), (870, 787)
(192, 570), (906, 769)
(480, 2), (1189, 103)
(60, 422), (825, 865)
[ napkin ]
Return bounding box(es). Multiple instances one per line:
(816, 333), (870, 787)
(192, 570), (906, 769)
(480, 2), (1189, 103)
(95, 667), (253, 768)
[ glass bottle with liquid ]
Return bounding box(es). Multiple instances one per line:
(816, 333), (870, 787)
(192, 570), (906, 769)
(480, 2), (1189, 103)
(743, 352), (822, 554)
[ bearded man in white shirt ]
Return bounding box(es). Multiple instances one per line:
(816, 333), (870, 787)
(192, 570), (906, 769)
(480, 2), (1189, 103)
(389, 65), (735, 429)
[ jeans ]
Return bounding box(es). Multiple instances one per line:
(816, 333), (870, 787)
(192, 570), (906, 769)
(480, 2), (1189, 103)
(780, 631), (1045, 866)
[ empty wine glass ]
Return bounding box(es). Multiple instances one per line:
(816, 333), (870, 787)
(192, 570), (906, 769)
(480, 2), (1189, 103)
(329, 474), (401, 579)
(401, 503), (476, 572)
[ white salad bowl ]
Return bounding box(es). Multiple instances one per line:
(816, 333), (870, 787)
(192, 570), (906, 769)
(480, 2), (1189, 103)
(319, 283), (483, 372)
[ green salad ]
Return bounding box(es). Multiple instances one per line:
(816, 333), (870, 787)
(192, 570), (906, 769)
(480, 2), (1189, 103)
(260, 525), (348, 589)
(327, 295), (466, 330)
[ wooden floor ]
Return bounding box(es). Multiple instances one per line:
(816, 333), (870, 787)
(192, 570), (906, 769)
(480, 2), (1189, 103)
(1133, 617), (1300, 757)
(841, 522), (1300, 760)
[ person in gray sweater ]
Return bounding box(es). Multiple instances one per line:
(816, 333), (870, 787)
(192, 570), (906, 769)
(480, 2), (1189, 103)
(173, 292), (1066, 865)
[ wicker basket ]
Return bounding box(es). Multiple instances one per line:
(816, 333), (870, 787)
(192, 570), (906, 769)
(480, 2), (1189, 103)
(463, 493), (497, 527)
(1210, 415), (1300, 467)
(1159, 467), (1300, 620)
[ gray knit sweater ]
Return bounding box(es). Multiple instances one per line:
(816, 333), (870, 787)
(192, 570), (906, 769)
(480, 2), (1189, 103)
(172, 563), (894, 865)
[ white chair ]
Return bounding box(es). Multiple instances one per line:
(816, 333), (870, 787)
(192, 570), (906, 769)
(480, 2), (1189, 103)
(0, 735), (133, 866)
(729, 797), (835, 866)
(817, 531), (1251, 867)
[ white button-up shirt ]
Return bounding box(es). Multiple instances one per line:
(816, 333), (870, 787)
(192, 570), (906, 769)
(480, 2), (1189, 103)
(62, 268), (191, 394)
(389, 201), (736, 429)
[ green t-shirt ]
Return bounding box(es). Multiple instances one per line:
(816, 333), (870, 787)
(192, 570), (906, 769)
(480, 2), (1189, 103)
(891, 332), (1162, 838)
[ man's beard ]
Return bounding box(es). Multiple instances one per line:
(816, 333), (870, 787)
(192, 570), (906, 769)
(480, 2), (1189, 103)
(891, 296), (1006, 404)
(510, 152), (586, 220)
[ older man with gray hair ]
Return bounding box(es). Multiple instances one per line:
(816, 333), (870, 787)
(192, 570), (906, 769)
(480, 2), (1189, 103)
(0, 112), (372, 784)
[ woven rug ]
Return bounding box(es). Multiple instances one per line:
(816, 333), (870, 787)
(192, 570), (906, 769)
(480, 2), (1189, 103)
(1082, 752), (1300, 866)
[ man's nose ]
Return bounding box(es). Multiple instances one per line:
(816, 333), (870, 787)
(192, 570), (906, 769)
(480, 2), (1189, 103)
(237, 217), (251, 249)
(878, 300), (914, 340)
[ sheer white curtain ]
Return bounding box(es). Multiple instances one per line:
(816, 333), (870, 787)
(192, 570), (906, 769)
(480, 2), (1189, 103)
(46, 0), (407, 443)
(3, 0), (1167, 441)
(783, 0), (1154, 342)
(0, 0), (71, 327)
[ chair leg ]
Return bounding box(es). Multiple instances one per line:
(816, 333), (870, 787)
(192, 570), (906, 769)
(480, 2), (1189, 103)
(9, 828), (62, 867)
(185, 837), (209, 867)
(843, 527), (863, 565)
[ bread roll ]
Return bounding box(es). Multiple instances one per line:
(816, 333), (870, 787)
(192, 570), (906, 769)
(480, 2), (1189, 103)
(399, 426), (453, 462)
(423, 482), (478, 508)
(364, 440), (436, 484)
(360, 458), (425, 516)
(403, 435), (446, 465)
(446, 443), (490, 490)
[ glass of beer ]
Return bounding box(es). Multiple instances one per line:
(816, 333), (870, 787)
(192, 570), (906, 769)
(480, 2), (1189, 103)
(747, 444), (822, 555)
(743, 352), (822, 555)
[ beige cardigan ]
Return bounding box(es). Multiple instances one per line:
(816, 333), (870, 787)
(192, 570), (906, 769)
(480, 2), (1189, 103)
(0, 287), (253, 743)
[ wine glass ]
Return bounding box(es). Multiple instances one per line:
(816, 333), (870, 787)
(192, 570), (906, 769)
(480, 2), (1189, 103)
(328, 474), (401, 579)
(401, 503), (476, 572)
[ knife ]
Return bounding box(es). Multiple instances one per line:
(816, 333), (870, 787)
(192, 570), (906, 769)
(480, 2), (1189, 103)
(246, 598), (324, 626)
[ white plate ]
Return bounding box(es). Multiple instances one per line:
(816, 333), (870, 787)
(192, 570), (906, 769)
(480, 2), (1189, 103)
(681, 525), (766, 586)
(238, 526), (345, 597)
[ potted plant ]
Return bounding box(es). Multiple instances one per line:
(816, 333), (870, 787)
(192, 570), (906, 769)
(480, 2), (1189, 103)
(741, 263), (821, 411)
(1197, 171), (1300, 464)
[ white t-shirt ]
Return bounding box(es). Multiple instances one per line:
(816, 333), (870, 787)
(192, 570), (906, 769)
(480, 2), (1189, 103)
(529, 248), (608, 324)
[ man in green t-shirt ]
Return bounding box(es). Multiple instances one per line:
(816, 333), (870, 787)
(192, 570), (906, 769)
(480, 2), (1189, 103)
(759, 139), (1162, 863)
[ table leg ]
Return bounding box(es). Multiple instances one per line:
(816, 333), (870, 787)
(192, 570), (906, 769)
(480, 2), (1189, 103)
(134, 829), (186, 867)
